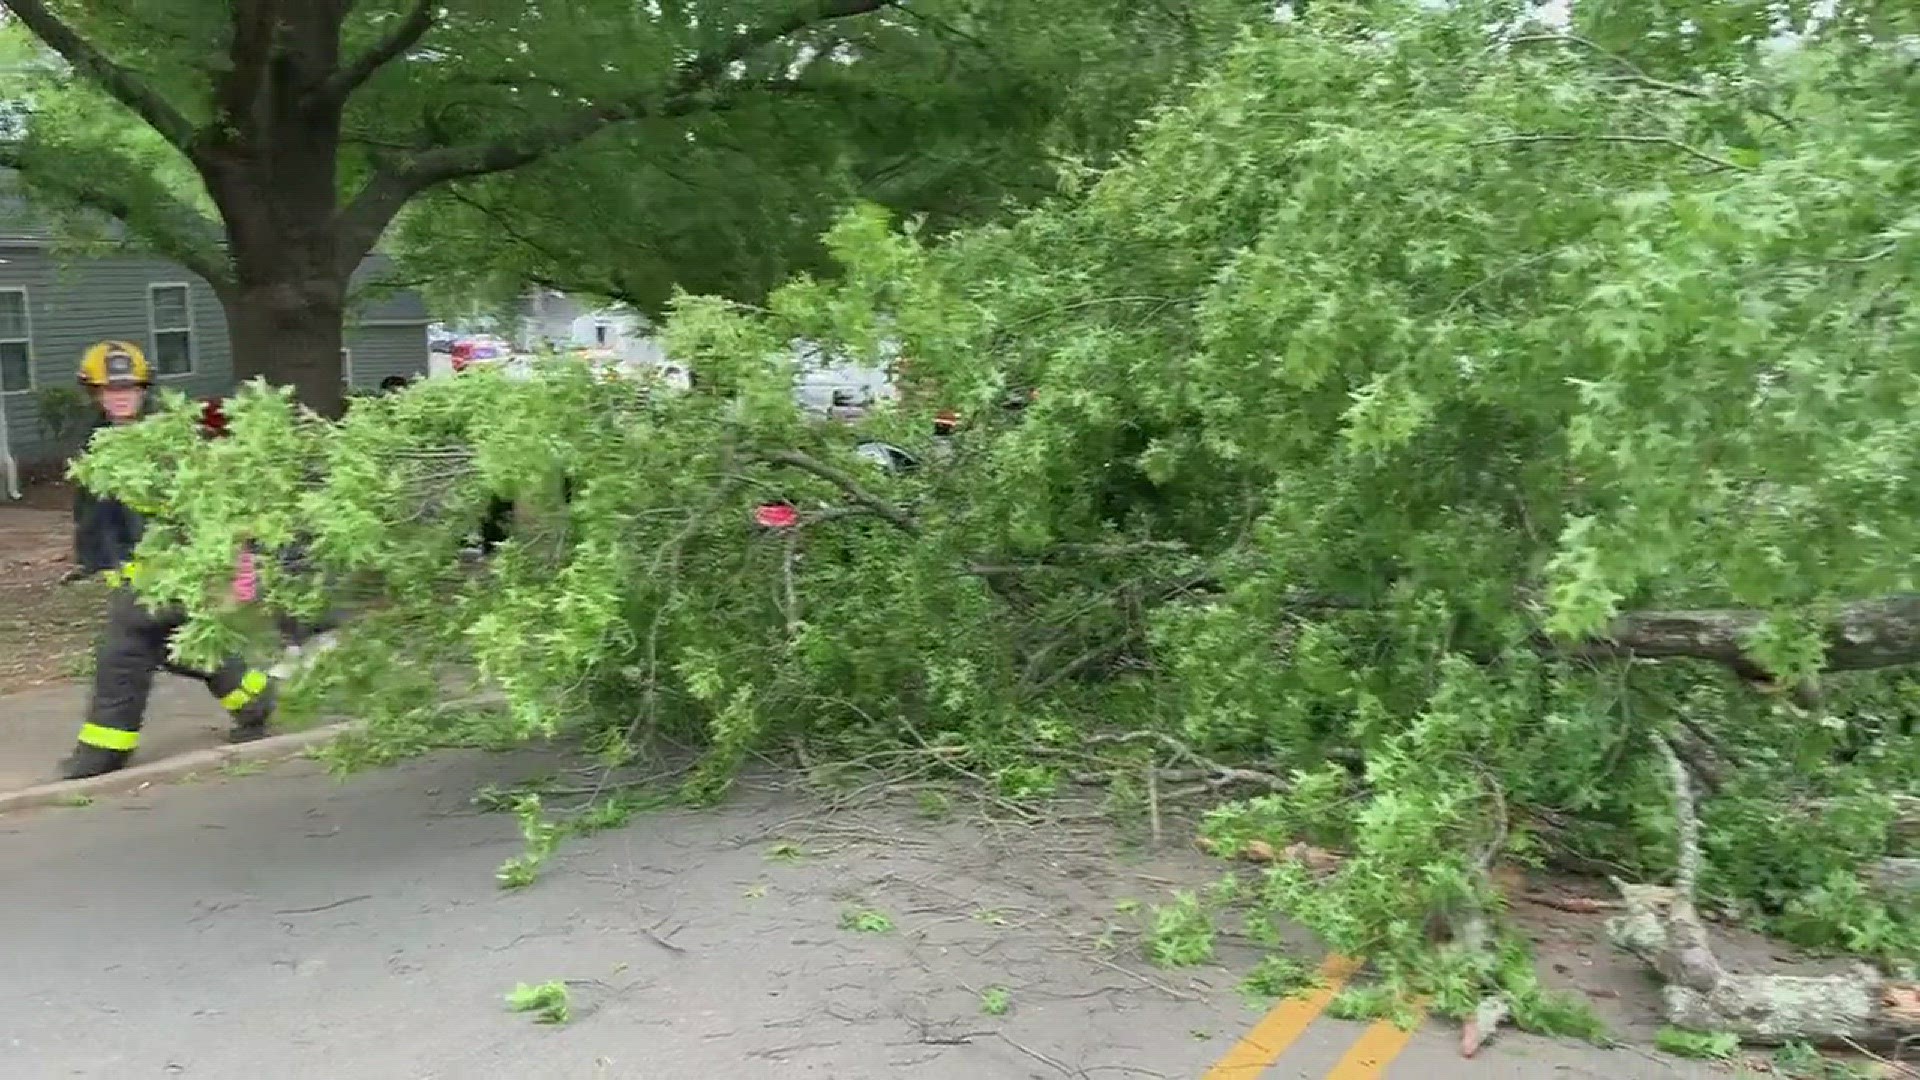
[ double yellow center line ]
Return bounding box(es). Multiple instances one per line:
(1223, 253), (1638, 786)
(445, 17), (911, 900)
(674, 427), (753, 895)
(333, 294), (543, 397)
(1202, 955), (1426, 1080)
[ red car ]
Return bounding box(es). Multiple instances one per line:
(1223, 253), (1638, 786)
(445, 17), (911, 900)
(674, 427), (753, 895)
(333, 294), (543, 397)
(449, 338), (509, 373)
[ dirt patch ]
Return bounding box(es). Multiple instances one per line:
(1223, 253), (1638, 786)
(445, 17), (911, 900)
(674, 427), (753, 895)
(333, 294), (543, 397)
(10, 472), (76, 511)
(0, 503), (100, 695)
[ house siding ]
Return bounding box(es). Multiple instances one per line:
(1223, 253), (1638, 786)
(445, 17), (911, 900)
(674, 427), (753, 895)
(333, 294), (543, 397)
(0, 246), (429, 468)
(0, 247), (233, 465)
(344, 324), (430, 390)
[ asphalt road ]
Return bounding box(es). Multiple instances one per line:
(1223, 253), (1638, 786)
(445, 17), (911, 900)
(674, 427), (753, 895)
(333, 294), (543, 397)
(0, 748), (1707, 1079)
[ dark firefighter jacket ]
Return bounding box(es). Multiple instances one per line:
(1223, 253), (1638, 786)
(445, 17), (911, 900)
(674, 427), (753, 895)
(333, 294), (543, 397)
(71, 409), (152, 575)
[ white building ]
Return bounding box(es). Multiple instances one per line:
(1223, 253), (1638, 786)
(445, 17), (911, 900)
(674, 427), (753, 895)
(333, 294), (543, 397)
(516, 289), (666, 367)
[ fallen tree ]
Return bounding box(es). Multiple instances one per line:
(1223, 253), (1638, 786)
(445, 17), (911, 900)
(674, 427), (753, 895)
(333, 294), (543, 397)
(74, 0), (1920, 1056)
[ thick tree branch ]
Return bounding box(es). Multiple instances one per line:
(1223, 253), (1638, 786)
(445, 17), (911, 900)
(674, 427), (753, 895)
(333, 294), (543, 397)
(390, 0), (890, 185)
(988, 552), (1920, 681)
(393, 77), (816, 185)
(314, 0), (436, 106)
(1607, 739), (1920, 1047)
(1565, 595), (1920, 681)
(331, 170), (416, 278)
(0, 143), (231, 287)
(214, 0), (280, 126)
(0, 0), (198, 150)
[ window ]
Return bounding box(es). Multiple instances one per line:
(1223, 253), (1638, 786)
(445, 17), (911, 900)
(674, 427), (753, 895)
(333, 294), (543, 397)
(594, 323), (610, 346)
(340, 347), (354, 386)
(0, 288), (31, 393)
(148, 283), (194, 375)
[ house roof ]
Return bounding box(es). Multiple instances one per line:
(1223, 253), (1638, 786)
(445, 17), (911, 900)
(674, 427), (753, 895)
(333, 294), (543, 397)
(349, 255), (428, 323)
(0, 183), (428, 324)
(0, 185), (111, 243)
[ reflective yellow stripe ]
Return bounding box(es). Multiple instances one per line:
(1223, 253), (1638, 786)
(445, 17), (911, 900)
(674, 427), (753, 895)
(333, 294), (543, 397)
(77, 723), (139, 752)
(220, 670), (270, 711)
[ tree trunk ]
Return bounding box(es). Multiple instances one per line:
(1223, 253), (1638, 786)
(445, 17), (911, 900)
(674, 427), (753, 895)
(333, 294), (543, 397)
(194, 4), (366, 420)
(221, 276), (348, 419)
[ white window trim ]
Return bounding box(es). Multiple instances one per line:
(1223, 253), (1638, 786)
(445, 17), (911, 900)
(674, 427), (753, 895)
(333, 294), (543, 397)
(147, 281), (195, 377)
(341, 346), (354, 387)
(0, 286), (32, 395)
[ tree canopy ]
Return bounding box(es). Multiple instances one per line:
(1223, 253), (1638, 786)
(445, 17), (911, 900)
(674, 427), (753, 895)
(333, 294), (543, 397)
(0, 0), (1261, 413)
(71, 0), (1920, 1049)
(388, 0), (1264, 315)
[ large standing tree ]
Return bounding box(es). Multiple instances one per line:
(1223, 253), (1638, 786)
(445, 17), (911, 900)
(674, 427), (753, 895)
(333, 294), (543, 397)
(0, 0), (1253, 416)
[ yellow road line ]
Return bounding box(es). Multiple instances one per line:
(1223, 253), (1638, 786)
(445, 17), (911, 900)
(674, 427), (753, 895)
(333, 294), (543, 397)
(1201, 954), (1362, 1080)
(1322, 1000), (1429, 1080)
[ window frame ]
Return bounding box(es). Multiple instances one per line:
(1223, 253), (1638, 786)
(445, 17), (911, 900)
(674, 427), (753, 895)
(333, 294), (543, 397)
(147, 281), (195, 377)
(0, 286), (33, 395)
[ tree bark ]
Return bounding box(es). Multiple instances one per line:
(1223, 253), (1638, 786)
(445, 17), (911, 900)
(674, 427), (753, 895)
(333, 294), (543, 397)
(1870, 857), (1920, 898)
(192, 4), (359, 417)
(1611, 882), (1920, 1045)
(1570, 595), (1920, 679)
(220, 278), (348, 420)
(1608, 741), (1920, 1048)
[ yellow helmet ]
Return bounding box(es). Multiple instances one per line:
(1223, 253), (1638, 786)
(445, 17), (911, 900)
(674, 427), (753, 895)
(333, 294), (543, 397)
(77, 340), (152, 388)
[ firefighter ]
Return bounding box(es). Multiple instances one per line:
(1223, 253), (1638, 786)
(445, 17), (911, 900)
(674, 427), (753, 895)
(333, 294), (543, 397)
(61, 341), (278, 781)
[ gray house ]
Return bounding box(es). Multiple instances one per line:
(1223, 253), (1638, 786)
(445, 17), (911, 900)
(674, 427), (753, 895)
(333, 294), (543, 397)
(0, 206), (431, 473)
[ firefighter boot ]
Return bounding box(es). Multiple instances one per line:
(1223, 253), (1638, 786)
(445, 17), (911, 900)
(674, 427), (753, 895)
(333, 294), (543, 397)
(227, 675), (278, 744)
(59, 743), (131, 780)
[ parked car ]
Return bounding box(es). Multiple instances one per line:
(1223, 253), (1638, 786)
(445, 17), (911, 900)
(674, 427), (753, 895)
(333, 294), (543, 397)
(449, 335), (512, 372)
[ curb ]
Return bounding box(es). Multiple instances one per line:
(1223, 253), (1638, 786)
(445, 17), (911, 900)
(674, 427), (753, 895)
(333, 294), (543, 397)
(0, 721), (362, 815)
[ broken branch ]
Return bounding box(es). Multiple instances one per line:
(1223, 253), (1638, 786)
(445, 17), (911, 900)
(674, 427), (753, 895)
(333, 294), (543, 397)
(1076, 730), (1289, 795)
(1607, 738), (1920, 1047)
